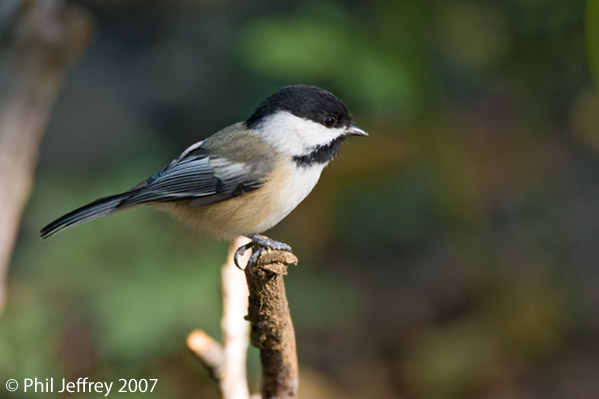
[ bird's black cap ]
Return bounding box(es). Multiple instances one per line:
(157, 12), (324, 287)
(246, 85), (352, 130)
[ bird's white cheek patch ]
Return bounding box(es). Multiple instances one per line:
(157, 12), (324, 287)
(258, 112), (342, 157)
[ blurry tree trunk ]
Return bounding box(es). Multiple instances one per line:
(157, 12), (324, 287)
(188, 237), (252, 399)
(0, 0), (92, 313)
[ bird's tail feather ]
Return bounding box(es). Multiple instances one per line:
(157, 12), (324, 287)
(40, 191), (136, 239)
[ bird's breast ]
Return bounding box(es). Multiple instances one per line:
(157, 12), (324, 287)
(164, 161), (325, 240)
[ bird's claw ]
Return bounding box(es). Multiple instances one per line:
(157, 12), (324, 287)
(234, 242), (254, 270)
(233, 235), (292, 270)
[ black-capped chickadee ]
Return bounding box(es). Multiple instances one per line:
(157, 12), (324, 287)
(40, 85), (367, 263)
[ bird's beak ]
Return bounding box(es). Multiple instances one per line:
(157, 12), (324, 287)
(346, 125), (368, 137)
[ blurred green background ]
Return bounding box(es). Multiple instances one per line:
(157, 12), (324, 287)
(3, 0), (599, 398)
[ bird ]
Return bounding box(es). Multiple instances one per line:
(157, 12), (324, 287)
(40, 85), (367, 266)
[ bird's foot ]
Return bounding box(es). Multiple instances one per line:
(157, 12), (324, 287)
(233, 234), (293, 270)
(233, 241), (254, 269)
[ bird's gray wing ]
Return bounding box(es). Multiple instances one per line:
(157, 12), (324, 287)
(39, 140), (269, 239)
(119, 146), (267, 208)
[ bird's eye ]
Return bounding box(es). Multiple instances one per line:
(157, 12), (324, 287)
(324, 117), (336, 127)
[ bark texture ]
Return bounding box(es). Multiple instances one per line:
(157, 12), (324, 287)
(244, 249), (299, 399)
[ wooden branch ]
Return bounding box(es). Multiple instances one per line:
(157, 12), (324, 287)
(189, 239), (300, 399)
(244, 248), (299, 399)
(187, 329), (224, 380)
(188, 237), (251, 399)
(0, 0), (92, 313)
